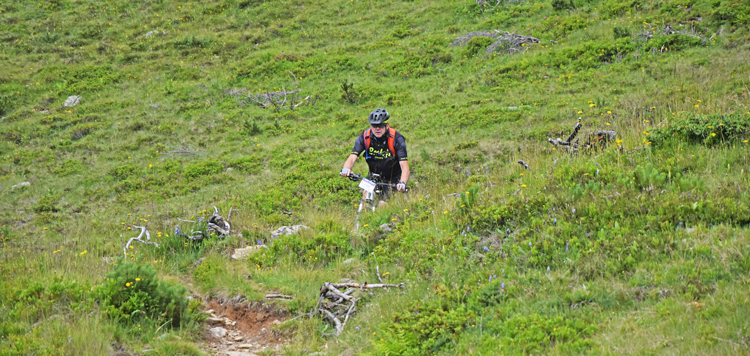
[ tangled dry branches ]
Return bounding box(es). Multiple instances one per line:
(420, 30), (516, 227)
(228, 87), (310, 111)
(289, 281), (404, 336)
(122, 225), (159, 258)
(449, 30), (540, 56)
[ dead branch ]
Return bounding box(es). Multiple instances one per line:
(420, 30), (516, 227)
(567, 121), (582, 143)
(123, 225), (159, 258)
(330, 282), (404, 289)
(288, 281), (405, 336)
(228, 87), (305, 110)
(322, 309), (343, 335)
(265, 294), (295, 300)
(450, 31), (498, 47)
(517, 160), (529, 169)
(484, 31), (540, 55)
(161, 145), (204, 156)
(288, 71), (298, 85)
(207, 206), (231, 237)
(376, 265), (384, 284)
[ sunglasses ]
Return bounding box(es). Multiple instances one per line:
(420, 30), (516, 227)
(371, 123), (387, 129)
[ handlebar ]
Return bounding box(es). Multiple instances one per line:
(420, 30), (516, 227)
(345, 173), (406, 190)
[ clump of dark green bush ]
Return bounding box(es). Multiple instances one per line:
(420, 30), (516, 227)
(98, 263), (201, 327)
(0, 94), (13, 115)
(552, 0), (575, 11)
(613, 25), (631, 40)
(463, 36), (495, 57)
(649, 113), (749, 147)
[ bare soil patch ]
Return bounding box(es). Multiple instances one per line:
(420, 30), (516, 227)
(203, 299), (290, 356)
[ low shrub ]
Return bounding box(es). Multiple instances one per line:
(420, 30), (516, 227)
(463, 36), (495, 57)
(98, 263), (198, 327)
(649, 113), (749, 146)
(184, 161), (223, 179)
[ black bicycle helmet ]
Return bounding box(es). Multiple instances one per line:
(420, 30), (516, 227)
(368, 108), (390, 125)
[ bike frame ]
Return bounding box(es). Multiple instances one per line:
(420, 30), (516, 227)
(346, 173), (399, 230)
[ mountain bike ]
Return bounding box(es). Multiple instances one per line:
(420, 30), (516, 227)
(345, 173), (407, 230)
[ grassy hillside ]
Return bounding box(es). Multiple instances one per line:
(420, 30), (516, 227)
(1, 0), (749, 354)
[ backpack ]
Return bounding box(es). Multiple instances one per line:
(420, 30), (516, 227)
(363, 127), (396, 159)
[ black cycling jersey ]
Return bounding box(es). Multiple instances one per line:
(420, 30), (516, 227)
(351, 129), (408, 182)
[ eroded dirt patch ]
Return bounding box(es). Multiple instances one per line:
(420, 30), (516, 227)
(204, 299), (290, 356)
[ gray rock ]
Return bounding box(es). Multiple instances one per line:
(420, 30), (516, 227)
(63, 96), (81, 107)
(231, 246), (266, 260)
(224, 352), (259, 356)
(209, 327), (228, 338)
(140, 30), (168, 38)
(379, 223), (394, 232)
(206, 317), (224, 325)
(342, 258), (355, 265)
(270, 225), (310, 239)
(10, 182), (30, 191)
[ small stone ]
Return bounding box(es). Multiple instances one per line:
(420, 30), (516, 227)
(231, 246), (266, 260)
(237, 344), (252, 349)
(208, 327), (228, 338)
(64, 96), (81, 107)
(233, 336), (244, 342)
(342, 258), (354, 264)
(270, 225), (310, 239)
(379, 223), (394, 232)
(10, 182), (30, 191)
(204, 309), (215, 314)
(206, 317), (224, 325)
(271, 320), (281, 325)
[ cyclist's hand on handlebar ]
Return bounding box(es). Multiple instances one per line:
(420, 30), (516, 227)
(397, 181), (407, 192)
(340, 168), (351, 177)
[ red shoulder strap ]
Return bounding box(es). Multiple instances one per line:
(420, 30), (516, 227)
(387, 128), (396, 157)
(364, 128), (371, 152)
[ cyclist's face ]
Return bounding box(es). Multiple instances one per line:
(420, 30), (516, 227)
(371, 123), (387, 137)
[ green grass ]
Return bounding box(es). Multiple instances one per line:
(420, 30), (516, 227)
(1, 0), (750, 354)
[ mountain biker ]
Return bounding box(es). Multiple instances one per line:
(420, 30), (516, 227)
(340, 108), (410, 204)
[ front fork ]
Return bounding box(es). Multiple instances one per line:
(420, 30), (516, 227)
(354, 191), (376, 231)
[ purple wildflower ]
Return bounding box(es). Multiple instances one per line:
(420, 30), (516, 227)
(257, 240), (263, 245)
(501, 283), (505, 289)
(553, 218), (557, 224)
(483, 246), (489, 252)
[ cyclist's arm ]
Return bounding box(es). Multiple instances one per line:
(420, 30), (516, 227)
(342, 134), (365, 175)
(399, 160), (410, 185)
(342, 154), (358, 171)
(395, 133), (409, 185)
